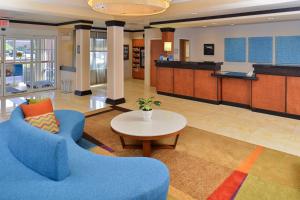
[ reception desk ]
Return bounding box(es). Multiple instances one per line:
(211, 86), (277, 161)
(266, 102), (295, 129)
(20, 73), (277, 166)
(155, 61), (300, 119)
(155, 61), (222, 104)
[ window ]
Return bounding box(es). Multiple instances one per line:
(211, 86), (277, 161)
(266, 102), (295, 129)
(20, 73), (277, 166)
(3, 37), (56, 96)
(90, 31), (107, 85)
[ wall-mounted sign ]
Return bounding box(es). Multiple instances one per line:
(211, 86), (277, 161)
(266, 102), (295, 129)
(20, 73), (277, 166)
(124, 45), (129, 60)
(77, 45), (80, 54)
(204, 44), (215, 56)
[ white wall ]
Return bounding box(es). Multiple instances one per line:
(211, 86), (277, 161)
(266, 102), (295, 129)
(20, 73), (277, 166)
(124, 32), (132, 79)
(174, 20), (300, 72)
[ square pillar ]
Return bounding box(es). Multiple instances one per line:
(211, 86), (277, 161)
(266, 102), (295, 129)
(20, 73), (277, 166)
(105, 20), (126, 105)
(74, 25), (92, 96)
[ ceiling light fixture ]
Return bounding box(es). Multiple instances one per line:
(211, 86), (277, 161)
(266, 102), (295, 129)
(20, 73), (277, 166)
(87, 0), (172, 16)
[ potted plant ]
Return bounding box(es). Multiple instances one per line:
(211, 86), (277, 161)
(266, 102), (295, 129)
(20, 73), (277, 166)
(137, 97), (161, 121)
(16, 52), (23, 61)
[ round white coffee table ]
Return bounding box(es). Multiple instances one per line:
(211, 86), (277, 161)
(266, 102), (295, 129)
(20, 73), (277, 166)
(111, 110), (187, 157)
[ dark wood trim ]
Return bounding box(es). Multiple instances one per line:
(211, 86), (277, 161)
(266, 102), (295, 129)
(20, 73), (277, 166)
(60, 66), (76, 72)
(221, 101), (250, 109)
(157, 91), (220, 105)
(105, 98), (126, 105)
(155, 60), (222, 70)
(91, 27), (107, 31)
(9, 19), (93, 26)
(160, 28), (176, 32)
(252, 107), (300, 120)
(105, 20), (126, 27)
(125, 29), (144, 33)
(9, 19), (56, 26)
(74, 90), (92, 96)
(253, 64), (300, 77)
(150, 6), (300, 26)
(56, 20), (93, 26)
(144, 26), (153, 29)
(75, 25), (92, 30)
(85, 108), (115, 118)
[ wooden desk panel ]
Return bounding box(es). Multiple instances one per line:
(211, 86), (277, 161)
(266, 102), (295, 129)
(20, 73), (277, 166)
(156, 67), (174, 93)
(252, 74), (286, 112)
(173, 68), (194, 96)
(194, 70), (219, 101)
(222, 78), (251, 106)
(287, 77), (300, 115)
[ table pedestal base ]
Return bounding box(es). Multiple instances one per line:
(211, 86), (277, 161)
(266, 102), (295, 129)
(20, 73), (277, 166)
(119, 135), (180, 157)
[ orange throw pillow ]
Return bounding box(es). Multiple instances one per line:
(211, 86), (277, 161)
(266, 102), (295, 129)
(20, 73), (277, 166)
(20, 98), (60, 126)
(21, 98), (54, 117)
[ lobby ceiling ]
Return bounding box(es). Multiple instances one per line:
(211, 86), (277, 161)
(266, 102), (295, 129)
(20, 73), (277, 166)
(1, 0), (300, 29)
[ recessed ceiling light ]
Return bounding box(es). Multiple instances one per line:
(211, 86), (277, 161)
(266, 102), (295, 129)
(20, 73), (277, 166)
(202, 25), (207, 28)
(212, 22), (218, 25)
(191, 12), (198, 15)
(230, 24), (235, 26)
(267, 17), (275, 20)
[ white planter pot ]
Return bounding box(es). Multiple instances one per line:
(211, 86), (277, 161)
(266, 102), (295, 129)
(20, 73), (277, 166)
(142, 110), (153, 121)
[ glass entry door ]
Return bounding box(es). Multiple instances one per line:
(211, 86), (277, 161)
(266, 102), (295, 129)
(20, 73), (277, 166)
(2, 37), (56, 96)
(32, 38), (56, 91)
(4, 38), (31, 95)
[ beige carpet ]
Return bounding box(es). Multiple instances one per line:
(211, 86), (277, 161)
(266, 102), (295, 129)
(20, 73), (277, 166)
(83, 107), (300, 200)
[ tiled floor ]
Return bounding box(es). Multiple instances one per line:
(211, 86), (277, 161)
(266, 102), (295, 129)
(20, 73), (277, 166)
(1, 79), (300, 157)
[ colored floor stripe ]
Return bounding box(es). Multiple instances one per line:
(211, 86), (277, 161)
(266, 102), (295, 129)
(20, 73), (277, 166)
(207, 171), (247, 200)
(237, 146), (264, 173)
(207, 146), (264, 200)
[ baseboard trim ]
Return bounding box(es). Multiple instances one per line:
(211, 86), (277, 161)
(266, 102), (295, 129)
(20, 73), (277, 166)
(105, 98), (126, 105)
(74, 90), (92, 96)
(252, 107), (300, 120)
(157, 91), (300, 120)
(221, 101), (250, 109)
(157, 91), (220, 105)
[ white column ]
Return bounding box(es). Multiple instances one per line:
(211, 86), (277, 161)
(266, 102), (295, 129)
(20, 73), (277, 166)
(74, 25), (92, 96)
(106, 21), (126, 105)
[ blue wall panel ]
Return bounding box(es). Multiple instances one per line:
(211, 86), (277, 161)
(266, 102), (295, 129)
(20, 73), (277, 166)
(248, 37), (273, 64)
(224, 38), (246, 62)
(276, 36), (300, 65)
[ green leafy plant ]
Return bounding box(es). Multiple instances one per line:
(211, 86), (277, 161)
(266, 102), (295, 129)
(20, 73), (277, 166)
(16, 52), (23, 59)
(137, 97), (161, 111)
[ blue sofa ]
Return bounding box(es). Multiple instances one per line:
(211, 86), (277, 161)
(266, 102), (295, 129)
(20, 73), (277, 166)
(0, 107), (169, 200)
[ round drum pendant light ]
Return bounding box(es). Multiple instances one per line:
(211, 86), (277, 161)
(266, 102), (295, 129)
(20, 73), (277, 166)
(87, 0), (171, 16)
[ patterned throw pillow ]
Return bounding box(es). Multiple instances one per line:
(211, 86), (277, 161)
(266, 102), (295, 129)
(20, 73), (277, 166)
(21, 98), (60, 126)
(25, 112), (59, 133)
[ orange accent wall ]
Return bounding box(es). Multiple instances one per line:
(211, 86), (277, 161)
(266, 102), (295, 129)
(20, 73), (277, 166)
(252, 74), (286, 112)
(222, 78), (251, 105)
(156, 67), (174, 93)
(287, 77), (300, 115)
(194, 70), (219, 101)
(173, 68), (194, 97)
